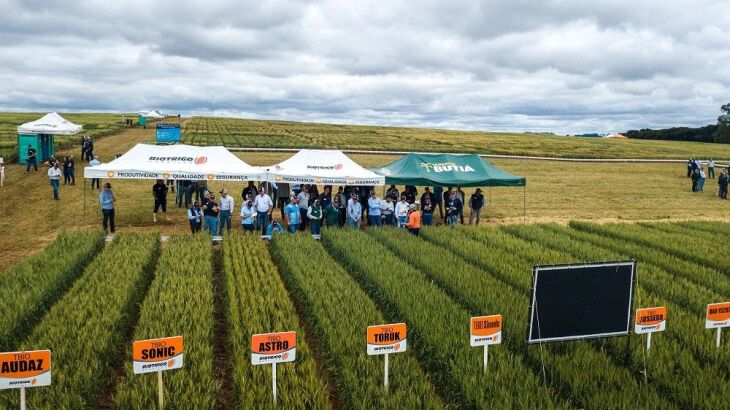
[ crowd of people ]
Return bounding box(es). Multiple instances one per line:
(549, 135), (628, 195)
(687, 158), (729, 198)
(139, 181), (489, 237)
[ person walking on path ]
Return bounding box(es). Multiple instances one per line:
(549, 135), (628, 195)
(89, 155), (101, 189)
(48, 162), (61, 200)
(395, 195), (410, 228)
(100, 183), (116, 233)
(284, 197), (300, 233)
(67, 155), (75, 185)
(203, 193), (220, 235)
(152, 179), (168, 222)
(254, 187), (273, 235)
(404, 204), (422, 236)
(708, 159), (715, 179)
(469, 188), (485, 225)
(445, 191), (462, 228)
(297, 188), (310, 232)
(218, 189), (235, 234)
(367, 191), (383, 227)
(25, 145), (38, 173)
(307, 199), (323, 235)
(240, 199), (256, 233)
(719, 170), (729, 199)
(422, 197), (434, 226)
(323, 196), (339, 228)
(347, 194), (362, 229)
(188, 201), (204, 234)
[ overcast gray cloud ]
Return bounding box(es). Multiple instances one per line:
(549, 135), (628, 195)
(0, 0), (728, 134)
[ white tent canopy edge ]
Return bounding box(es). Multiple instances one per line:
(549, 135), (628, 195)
(17, 112), (83, 135)
(264, 149), (385, 186)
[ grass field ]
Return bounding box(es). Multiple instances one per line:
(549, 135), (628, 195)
(182, 116), (730, 159)
(1, 223), (729, 408)
(0, 112), (133, 160)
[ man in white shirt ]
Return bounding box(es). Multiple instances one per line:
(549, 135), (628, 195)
(48, 162), (61, 200)
(296, 188), (310, 232)
(254, 187), (273, 234)
(395, 195), (410, 228)
(708, 159), (715, 179)
(218, 189), (235, 234)
(88, 155), (101, 189)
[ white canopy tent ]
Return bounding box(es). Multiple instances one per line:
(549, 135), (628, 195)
(17, 112), (82, 135)
(139, 110), (165, 119)
(265, 149), (385, 186)
(84, 143), (265, 181)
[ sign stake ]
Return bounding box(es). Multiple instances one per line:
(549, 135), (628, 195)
(272, 362), (277, 406)
(717, 327), (722, 349)
(646, 332), (652, 353)
(384, 353), (389, 391)
(19, 387), (25, 410)
(483, 345), (489, 373)
(157, 371), (164, 409)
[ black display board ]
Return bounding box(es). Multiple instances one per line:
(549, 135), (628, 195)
(527, 260), (635, 344)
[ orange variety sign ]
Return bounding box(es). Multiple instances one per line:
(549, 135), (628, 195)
(0, 350), (51, 390)
(706, 302), (730, 329)
(251, 331), (296, 365)
(635, 307), (667, 334)
(470, 315), (502, 347)
(367, 323), (407, 355)
(133, 336), (184, 374)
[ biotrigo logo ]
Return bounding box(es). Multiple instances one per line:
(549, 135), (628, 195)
(148, 156), (207, 165)
(420, 162), (475, 173)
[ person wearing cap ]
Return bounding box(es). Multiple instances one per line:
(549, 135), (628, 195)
(188, 201), (204, 233)
(254, 187), (274, 235)
(152, 179), (168, 222)
(367, 190), (383, 227)
(469, 188), (485, 225)
(240, 199), (256, 233)
(307, 198), (323, 235)
(395, 194), (410, 228)
(347, 193), (362, 229)
(284, 196), (300, 233)
(404, 203), (422, 236)
(218, 188), (235, 234)
(99, 182), (116, 233)
(89, 155), (101, 189)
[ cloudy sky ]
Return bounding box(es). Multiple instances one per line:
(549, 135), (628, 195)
(1, 0), (728, 134)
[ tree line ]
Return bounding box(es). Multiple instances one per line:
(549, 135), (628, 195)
(625, 103), (730, 143)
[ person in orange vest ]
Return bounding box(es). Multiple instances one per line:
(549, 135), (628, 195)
(404, 203), (421, 236)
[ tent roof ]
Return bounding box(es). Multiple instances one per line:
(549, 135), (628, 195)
(373, 153), (526, 187)
(140, 110), (165, 118)
(17, 112), (83, 135)
(266, 149), (385, 186)
(84, 143), (265, 181)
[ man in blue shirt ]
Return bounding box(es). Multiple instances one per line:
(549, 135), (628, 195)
(367, 190), (383, 227)
(266, 219), (285, 236)
(347, 194), (362, 229)
(284, 197), (300, 233)
(99, 182), (116, 233)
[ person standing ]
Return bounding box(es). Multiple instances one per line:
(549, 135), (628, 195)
(719, 170), (729, 199)
(307, 199), (323, 235)
(196, 179), (207, 202)
(89, 155), (101, 189)
(445, 191), (462, 228)
(699, 168), (707, 191)
(48, 162), (61, 200)
(421, 187), (435, 208)
(469, 188), (485, 225)
(337, 190), (348, 227)
(404, 204), (422, 236)
(218, 189), (235, 234)
(67, 155), (75, 185)
(254, 187), (273, 235)
(25, 144), (38, 174)
(62, 156), (71, 185)
(277, 183), (290, 219)
(687, 158), (693, 178)
(242, 181), (256, 202)
(422, 197), (434, 226)
(382, 197), (395, 226)
(691, 169), (700, 192)
(386, 185), (399, 203)
(100, 183), (116, 233)
(240, 199), (256, 233)
(320, 185), (333, 209)
(85, 137), (94, 161)
(203, 194), (220, 235)
(297, 188), (310, 232)
(323, 195), (340, 228)
(708, 159), (715, 179)
(456, 186), (466, 224)
(367, 191), (383, 227)
(81, 136), (87, 161)
(347, 194), (362, 229)
(152, 179), (168, 222)
(395, 195), (410, 228)
(284, 197), (300, 233)
(188, 201), (204, 234)
(442, 186), (453, 223)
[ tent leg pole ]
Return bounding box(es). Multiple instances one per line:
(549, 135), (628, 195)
(84, 178), (86, 218)
(523, 186), (526, 224)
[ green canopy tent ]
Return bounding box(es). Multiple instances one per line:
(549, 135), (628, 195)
(372, 153), (527, 220)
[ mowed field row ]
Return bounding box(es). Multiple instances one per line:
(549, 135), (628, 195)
(1, 222), (729, 408)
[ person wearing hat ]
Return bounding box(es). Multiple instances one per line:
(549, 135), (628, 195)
(404, 203), (422, 236)
(99, 182), (116, 233)
(367, 190), (383, 227)
(188, 201), (204, 233)
(240, 198), (256, 233)
(347, 193), (362, 229)
(469, 188), (485, 225)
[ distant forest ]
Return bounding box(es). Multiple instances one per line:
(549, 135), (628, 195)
(624, 125), (718, 143)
